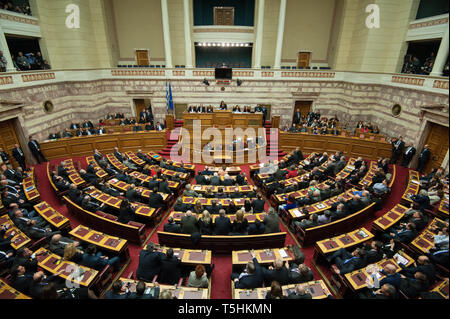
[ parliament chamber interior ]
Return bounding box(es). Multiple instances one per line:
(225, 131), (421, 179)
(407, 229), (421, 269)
(0, 0), (448, 308)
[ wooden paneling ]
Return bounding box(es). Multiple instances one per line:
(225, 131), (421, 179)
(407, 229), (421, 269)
(424, 122), (449, 173)
(40, 132), (166, 160)
(279, 132), (392, 160)
(0, 118), (20, 167)
(135, 50), (149, 66)
(183, 111), (262, 130)
(214, 7), (234, 26)
(297, 52), (311, 68)
(134, 99), (146, 118)
(294, 101), (312, 117)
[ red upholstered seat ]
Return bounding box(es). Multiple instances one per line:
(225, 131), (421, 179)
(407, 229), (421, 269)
(103, 213), (118, 221)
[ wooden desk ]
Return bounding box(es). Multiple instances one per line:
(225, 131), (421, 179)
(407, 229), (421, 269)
(358, 162), (377, 187)
(147, 244), (212, 266)
(108, 178), (173, 201)
(127, 171), (180, 189)
(169, 211), (266, 224)
(181, 197), (255, 207)
(438, 194), (449, 217)
(158, 231), (287, 254)
(119, 278), (209, 299)
(22, 167), (40, 202)
(34, 247), (99, 288)
(40, 131), (167, 160)
(124, 151), (146, 166)
(314, 227), (374, 257)
(84, 186), (157, 221)
(430, 279), (449, 299)
(183, 110), (262, 129)
(34, 201), (71, 230)
(344, 250), (414, 291)
(286, 188), (356, 221)
(69, 225), (129, 258)
(372, 204), (409, 232)
(0, 279), (31, 299)
(410, 218), (448, 254)
(279, 131), (392, 160)
(233, 280), (330, 299)
(401, 170), (420, 204)
(106, 153), (128, 172)
(63, 159), (86, 187)
(231, 247), (294, 266)
(86, 156), (108, 178)
(204, 165), (241, 175)
(0, 215), (31, 250)
(191, 184), (254, 194)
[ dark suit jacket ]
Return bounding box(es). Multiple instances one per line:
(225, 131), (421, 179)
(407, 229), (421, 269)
(148, 192), (164, 209)
(28, 140), (41, 155)
(214, 216), (231, 235)
(81, 254), (109, 271)
(163, 222), (181, 233)
(235, 258), (264, 289)
(158, 181), (171, 194)
(136, 250), (164, 281)
(158, 256), (182, 285)
(180, 215), (198, 234)
(12, 148), (25, 163)
(126, 189), (139, 202)
(263, 214), (280, 233)
(264, 267), (290, 286)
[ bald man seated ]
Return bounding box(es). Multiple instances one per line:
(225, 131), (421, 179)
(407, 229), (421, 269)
(49, 234), (81, 257)
(263, 258), (290, 286)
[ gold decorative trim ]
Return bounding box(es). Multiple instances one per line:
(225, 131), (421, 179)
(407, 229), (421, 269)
(111, 70), (165, 76)
(409, 17), (448, 29)
(281, 72), (335, 78)
(391, 75), (424, 86)
(0, 76), (13, 85)
(173, 70), (185, 76)
(233, 71), (254, 77)
(22, 73), (55, 82)
(193, 70), (214, 77)
(193, 28), (253, 33)
(433, 80), (449, 90)
(0, 12), (38, 25)
(261, 72), (274, 77)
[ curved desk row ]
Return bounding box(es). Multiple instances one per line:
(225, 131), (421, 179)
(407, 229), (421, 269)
(40, 131), (167, 161)
(279, 131), (392, 160)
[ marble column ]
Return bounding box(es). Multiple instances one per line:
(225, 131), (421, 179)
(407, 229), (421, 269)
(161, 0), (173, 68)
(273, 0), (287, 69)
(183, 0), (193, 68)
(430, 23), (449, 76)
(0, 25), (16, 72)
(253, 0), (265, 69)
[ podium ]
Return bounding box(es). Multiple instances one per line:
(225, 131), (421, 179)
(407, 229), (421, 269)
(213, 110), (233, 127)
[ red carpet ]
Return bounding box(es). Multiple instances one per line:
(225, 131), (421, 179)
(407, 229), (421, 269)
(32, 157), (406, 299)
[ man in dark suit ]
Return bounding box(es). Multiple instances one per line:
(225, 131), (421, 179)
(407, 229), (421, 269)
(69, 122), (79, 129)
(263, 208), (280, 233)
(10, 265), (33, 295)
(163, 217), (181, 233)
(214, 209), (231, 235)
(158, 248), (182, 285)
(81, 245), (120, 271)
(0, 147), (10, 165)
(125, 184), (140, 202)
(287, 285), (313, 299)
(401, 143), (416, 167)
(93, 149), (104, 162)
(362, 240), (384, 264)
(251, 194), (266, 213)
(158, 177), (172, 195)
(155, 122), (165, 131)
(327, 247), (366, 275)
(263, 258), (290, 286)
(293, 109), (302, 125)
(231, 251), (264, 289)
(180, 211), (198, 234)
(390, 136), (404, 164)
(113, 147), (124, 162)
(148, 188), (164, 209)
(195, 173), (208, 185)
(133, 123), (143, 132)
(399, 255), (436, 285)
(27, 136), (47, 164)
(12, 144), (26, 170)
(382, 222), (417, 244)
(417, 144), (431, 174)
(97, 127), (106, 135)
(136, 243), (164, 282)
(288, 264), (314, 284)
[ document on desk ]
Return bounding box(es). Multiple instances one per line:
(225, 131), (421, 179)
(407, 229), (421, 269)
(394, 253), (409, 266)
(411, 180), (420, 185)
(292, 209), (302, 217)
(278, 249), (288, 258)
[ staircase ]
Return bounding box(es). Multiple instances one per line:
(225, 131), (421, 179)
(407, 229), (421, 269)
(174, 119), (184, 128)
(158, 127), (181, 157)
(265, 121), (287, 158)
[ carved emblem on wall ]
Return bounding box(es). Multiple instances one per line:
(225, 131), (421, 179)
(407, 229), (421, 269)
(391, 104), (402, 117)
(0, 76), (13, 85)
(43, 100), (54, 113)
(391, 76), (424, 86)
(433, 80), (449, 90)
(22, 73), (55, 82)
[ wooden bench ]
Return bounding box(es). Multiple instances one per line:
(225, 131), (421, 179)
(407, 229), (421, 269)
(63, 196), (146, 245)
(157, 231), (287, 254)
(295, 202), (376, 246)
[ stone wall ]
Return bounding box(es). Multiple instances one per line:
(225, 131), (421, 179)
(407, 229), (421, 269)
(0, 77), (447, 147)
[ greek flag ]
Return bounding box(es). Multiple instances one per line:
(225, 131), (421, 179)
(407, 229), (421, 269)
(166, 81), (174, 113)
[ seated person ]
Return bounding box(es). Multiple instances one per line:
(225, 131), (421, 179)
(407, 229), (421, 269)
(163, 216), (181, 233)
(263, 258), (290, 286)
(231, 210), (248, 235)
(80, 244), (121, 272)
(247, 219), (265, 235)
(326, 247), (366, 275)
(231, 250), (263, 289)
(187, 265), (209, 288)
(288, 263), (314, 284)
(158, 248), (182, 285)
(214, 209), (231, 235)
(136, 243), (164, 282)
